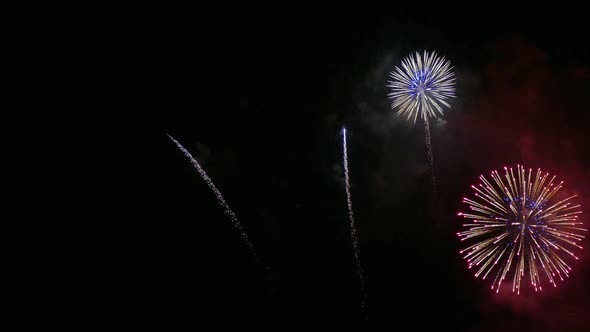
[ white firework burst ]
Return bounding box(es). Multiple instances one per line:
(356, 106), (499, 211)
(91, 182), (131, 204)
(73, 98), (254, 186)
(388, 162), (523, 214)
(387, 51), (456, 123)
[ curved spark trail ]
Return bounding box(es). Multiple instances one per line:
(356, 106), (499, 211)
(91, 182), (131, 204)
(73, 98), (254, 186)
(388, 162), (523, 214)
(167, 134), (260, 264)
(342, 127), (367, 315)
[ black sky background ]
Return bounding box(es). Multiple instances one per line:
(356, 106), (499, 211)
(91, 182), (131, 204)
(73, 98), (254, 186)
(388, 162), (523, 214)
(113, 8), (590, 330)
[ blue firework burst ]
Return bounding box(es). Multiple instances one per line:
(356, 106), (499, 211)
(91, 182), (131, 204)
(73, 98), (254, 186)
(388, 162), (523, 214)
(387, 51), (456, 123)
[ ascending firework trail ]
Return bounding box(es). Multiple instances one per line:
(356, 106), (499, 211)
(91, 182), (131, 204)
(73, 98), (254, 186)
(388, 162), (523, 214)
(167, 134), (268, 273)
(423, 117), (436, 191)
(342, 127), (367, 316)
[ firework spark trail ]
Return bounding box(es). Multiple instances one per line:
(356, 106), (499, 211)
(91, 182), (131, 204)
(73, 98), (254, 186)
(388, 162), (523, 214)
(167, 134), (261, 265)
(342, 127), (367, 315)
(423, 118), (436, 191)
(457, 165), (586, 294)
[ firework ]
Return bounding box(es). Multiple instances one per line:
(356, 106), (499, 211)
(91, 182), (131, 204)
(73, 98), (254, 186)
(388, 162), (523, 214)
(386, 50), (455, 123)
(167, 134), (262, 265)
(457, 165), (586, 294)
(387, 51), (455, 189)
(342, 127), (367, 314)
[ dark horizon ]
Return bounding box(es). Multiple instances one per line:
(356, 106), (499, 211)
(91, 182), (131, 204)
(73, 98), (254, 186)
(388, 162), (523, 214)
(115, 9), (590, 330)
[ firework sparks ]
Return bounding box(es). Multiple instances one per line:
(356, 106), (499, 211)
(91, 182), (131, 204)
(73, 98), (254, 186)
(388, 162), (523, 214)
(457, 165), (586, 294)
(424, 117), (436, 189)
(387, 51), (455, 190)
(386, 50), (455, 123)
(342, 127), (367, 314)
(167, 134), (261, 265)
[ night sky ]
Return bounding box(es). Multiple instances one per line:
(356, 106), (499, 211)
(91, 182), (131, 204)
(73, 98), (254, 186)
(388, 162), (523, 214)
(115, 8), (590, 330)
